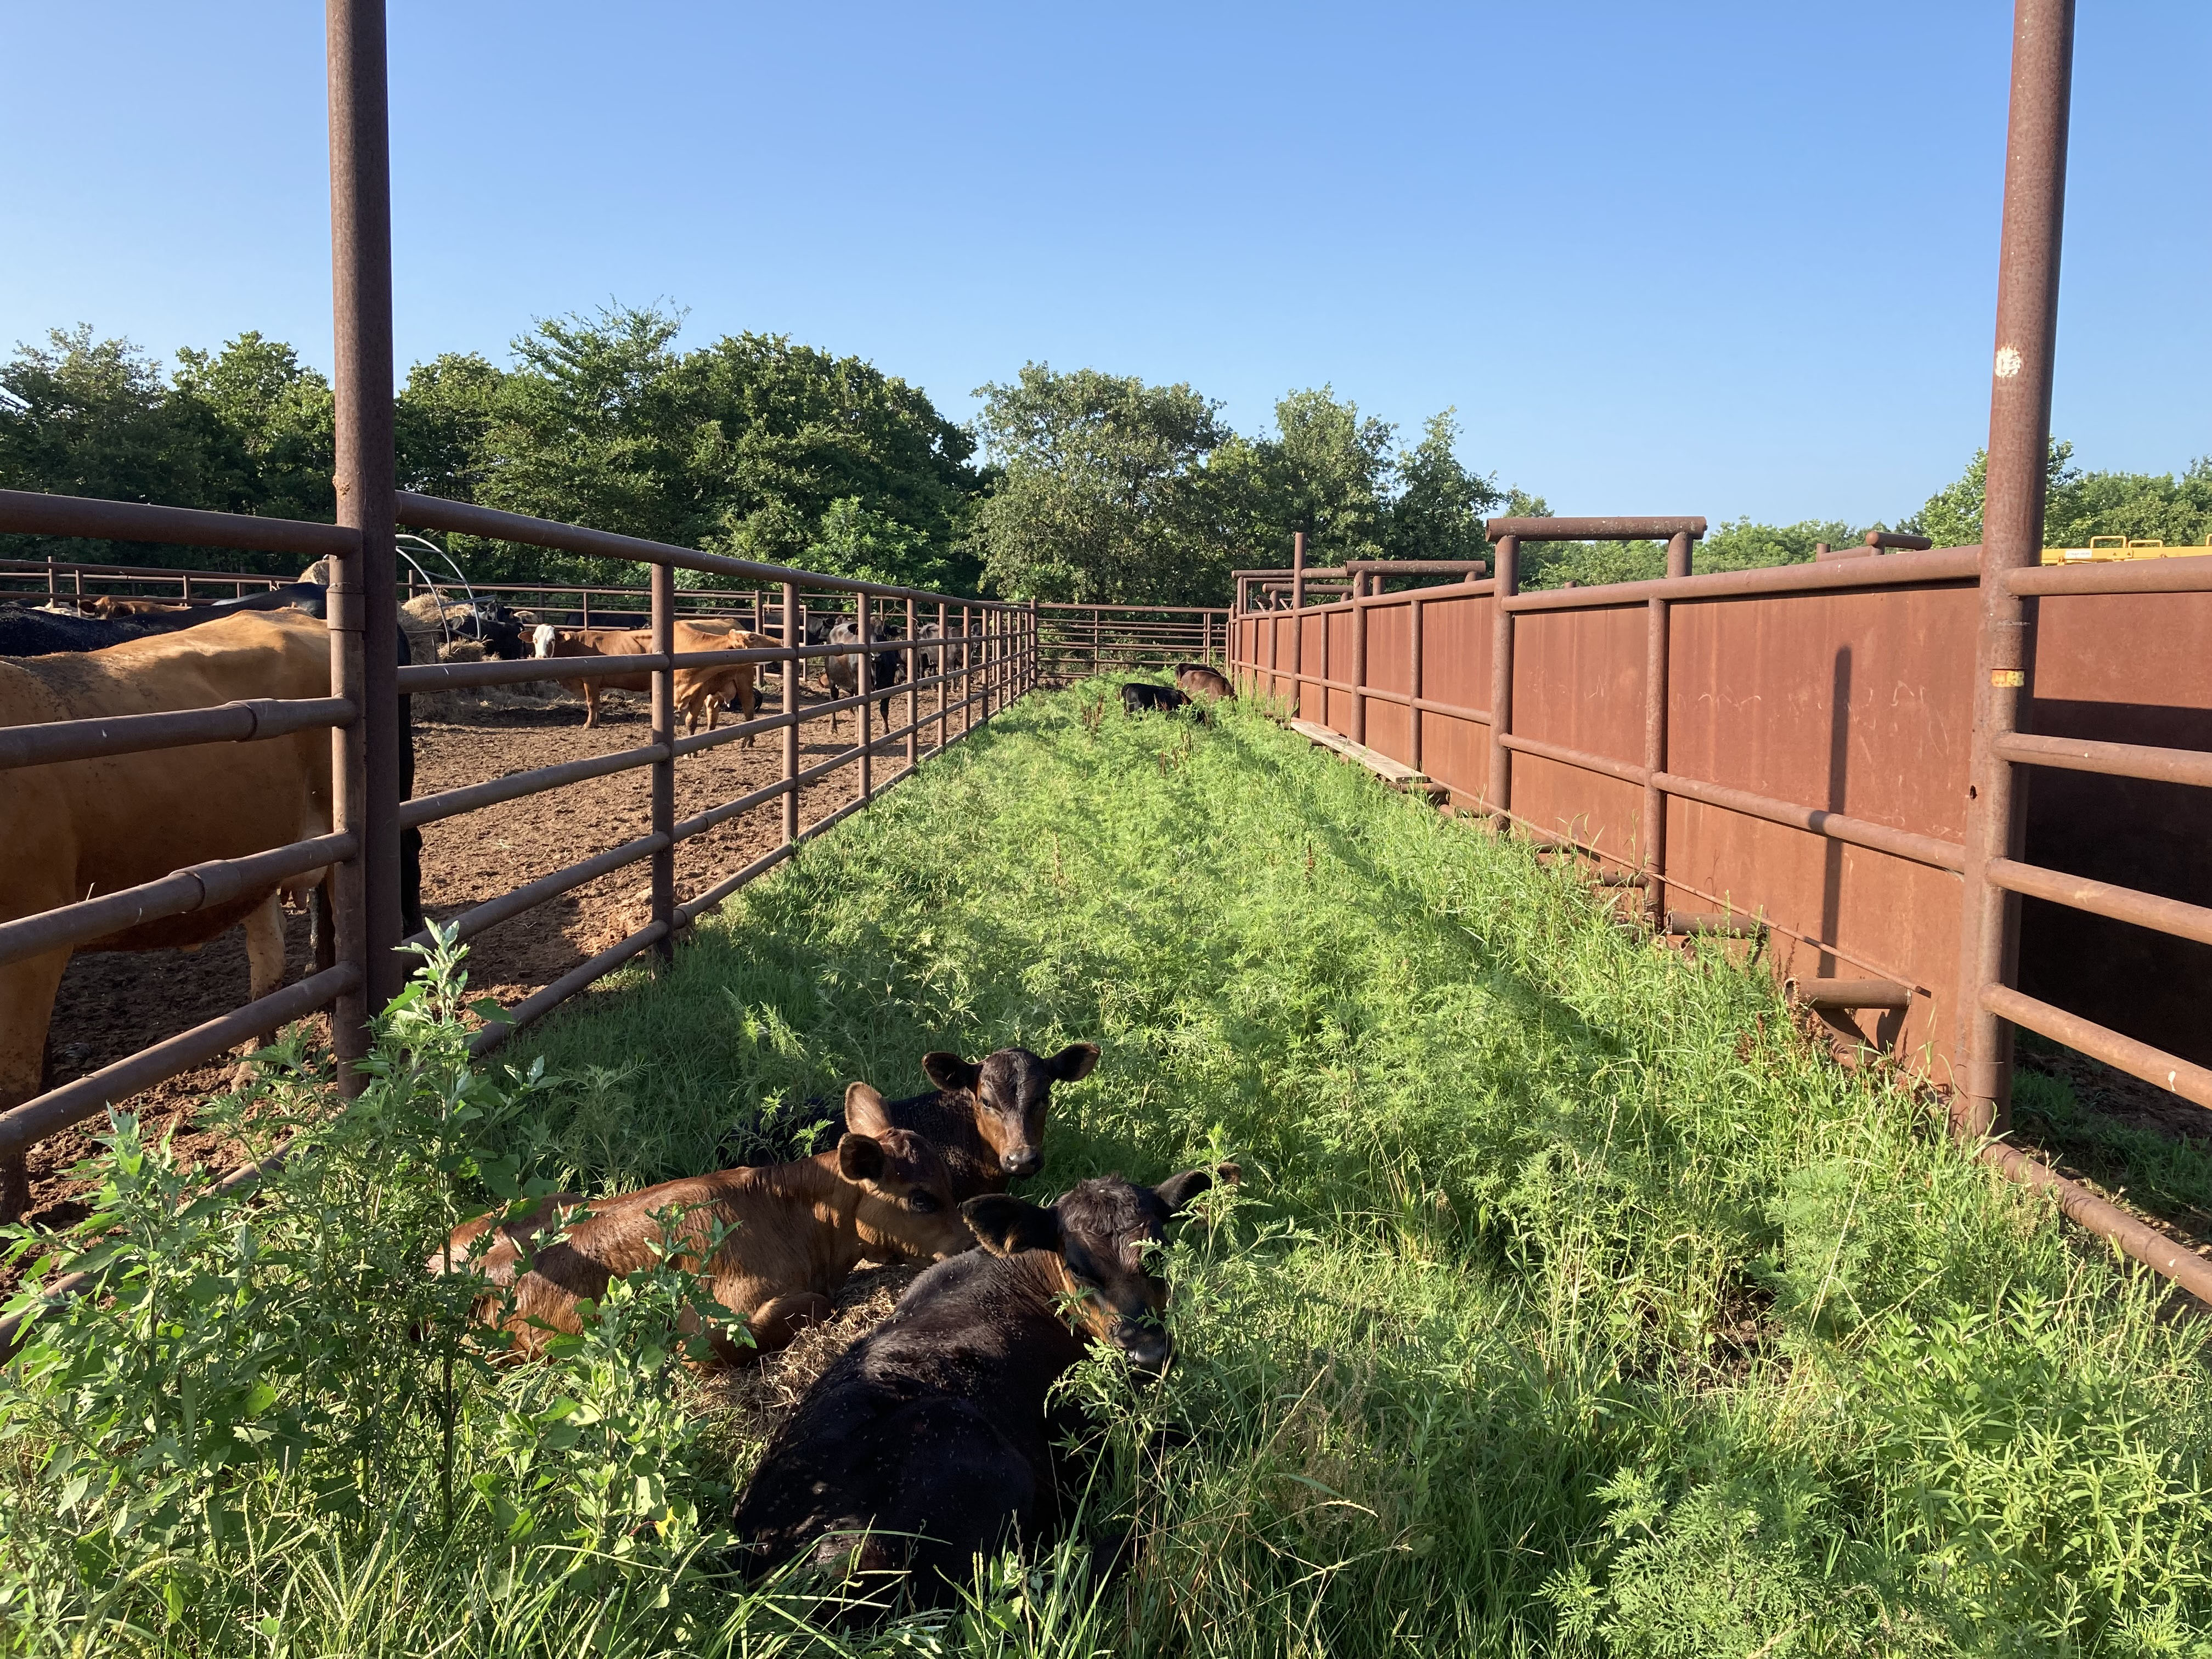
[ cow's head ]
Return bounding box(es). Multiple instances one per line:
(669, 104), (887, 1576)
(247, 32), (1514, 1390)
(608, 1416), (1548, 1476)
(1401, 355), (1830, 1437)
(922, 1043), (1099, 1180)
(961, 1165), (1234, 1371)
(838, 1083), (973, 1262)
(532, 623), (560, 658)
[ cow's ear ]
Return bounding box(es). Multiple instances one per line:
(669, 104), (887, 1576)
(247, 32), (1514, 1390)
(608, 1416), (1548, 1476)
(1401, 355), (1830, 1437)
(1154, 1163), (1237, 1218)
(844, 1081), (891, 1138)
(1049, 1042), (1100, 1083)
(961, 1195), (1063, 1259)
(836, 1133), (888, 1184)
(923, 1052), (981, 1093)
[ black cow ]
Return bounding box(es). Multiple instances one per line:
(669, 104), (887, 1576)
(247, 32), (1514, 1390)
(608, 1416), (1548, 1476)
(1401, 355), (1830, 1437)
(836, 1043), (1099, 1200)
(1120, 682), (1192, 715)
(824, 619), (906, 730)
(729, 1166), (1231, 1606)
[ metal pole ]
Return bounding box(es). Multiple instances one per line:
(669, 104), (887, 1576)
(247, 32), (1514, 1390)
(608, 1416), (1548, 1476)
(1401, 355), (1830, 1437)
(781, 580), (799, 844)
(648, 563), (675, 962)
(1646, 531), (1693, 925)
(1350, 585), (1368, 745)
(905, 596), (918, 774)
(935, 599), (949, 751)
(1956, 0), (2075, 1138)
(1408, 592), (1426, 778)
(1487, 533), (1519, 819)
(1289, 531), (1307, 716)
(326, 0), (402, 1068)
(856, 591), (873, 802)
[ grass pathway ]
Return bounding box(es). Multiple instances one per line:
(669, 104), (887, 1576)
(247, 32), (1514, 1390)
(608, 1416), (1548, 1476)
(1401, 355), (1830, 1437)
(510, 684), (2212, 1656)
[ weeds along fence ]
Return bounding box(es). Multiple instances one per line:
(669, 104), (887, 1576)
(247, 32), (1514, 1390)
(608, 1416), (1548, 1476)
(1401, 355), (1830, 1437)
(0, 482), (1036, 1221)
(1232, 518), (2212, 1299)
(1034, 602), (1231, 684)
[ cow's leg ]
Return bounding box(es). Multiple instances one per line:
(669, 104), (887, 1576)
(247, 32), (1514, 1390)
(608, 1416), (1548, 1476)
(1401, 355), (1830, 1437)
(240, 895), (287, 1051)
(0, 952), (71, 1224)
(309, 878), (336, 974)
(741, 1290), (836, 1359)
(583, 681), (600, 729)
(739, 674), (757, 749)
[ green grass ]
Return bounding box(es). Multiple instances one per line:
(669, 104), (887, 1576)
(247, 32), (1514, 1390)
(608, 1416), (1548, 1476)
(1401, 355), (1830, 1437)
(7, 681), (2211, 1656)
(509, 681), (2212, 1654)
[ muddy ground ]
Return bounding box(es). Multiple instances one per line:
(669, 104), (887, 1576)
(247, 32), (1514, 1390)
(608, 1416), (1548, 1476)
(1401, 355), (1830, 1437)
(17, 680), (966, 1227)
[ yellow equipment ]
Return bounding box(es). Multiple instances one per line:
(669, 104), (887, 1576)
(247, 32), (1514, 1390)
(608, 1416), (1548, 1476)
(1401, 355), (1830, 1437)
(2040, 535), (2212, 565)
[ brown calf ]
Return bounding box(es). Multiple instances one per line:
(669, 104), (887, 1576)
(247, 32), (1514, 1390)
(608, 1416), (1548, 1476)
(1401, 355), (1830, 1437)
(1173, 662), (1234, 702)
(432, 1084), (972, 1363)
(530, 620), (771, 736)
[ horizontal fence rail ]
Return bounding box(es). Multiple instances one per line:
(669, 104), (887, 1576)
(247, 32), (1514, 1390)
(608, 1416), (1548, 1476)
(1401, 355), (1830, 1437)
(0, 476), (1039, 1221)
(1035, 603), (1230, 680)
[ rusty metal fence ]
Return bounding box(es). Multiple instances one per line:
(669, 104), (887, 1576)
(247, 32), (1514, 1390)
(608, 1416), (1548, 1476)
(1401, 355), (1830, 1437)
(1233, 512), (2212, 1296)
(1034, 603), (1229, 683)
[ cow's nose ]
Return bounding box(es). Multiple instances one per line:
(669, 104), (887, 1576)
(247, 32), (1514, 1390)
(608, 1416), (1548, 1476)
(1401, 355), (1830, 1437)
(1001, 1149), (1042, 1177)
(1120, 1328), (1171, 1370)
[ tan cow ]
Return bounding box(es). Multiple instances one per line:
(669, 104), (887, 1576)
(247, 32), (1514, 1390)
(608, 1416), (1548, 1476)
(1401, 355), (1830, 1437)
(432, 1083), (973, 1363)
(80, 596), (189, 619)
(531, 620), (773, 737)
(0, 613), (335, 1218)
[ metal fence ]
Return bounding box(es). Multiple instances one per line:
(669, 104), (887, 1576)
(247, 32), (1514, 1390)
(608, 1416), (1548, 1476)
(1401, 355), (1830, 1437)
(0, 1), (1039, 1222)
(1232, 507), (2212, 1299)
(1034, 603), (1230, 682)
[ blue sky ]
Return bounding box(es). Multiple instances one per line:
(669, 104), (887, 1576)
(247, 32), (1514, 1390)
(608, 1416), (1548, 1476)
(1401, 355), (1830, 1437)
(2, 2), (2204, 528)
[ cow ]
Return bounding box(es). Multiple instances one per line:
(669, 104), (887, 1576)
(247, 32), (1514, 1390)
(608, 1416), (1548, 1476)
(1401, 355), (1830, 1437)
(1173, 662), (1234, 703)
(1120, 682), (1192, 715)
(80, 596), (186, 619)
(822, 619), (906, 732)
(530, 622), (772, 736)
(398, 594), (529, 661)
(729, 1165), (1233, 1603)
(430, 1082), (973, 1363)
(0, 612), (339, 1220)
(843, 1044), (1098, 1200)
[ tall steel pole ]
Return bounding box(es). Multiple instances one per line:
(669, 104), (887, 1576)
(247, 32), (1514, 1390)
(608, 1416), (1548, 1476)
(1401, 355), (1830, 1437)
(1954, 0), (2075, 1137)
(326, 0), (404, 1067)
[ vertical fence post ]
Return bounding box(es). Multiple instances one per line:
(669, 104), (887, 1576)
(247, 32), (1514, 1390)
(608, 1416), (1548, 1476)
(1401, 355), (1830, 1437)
(1350, 580), (1368, 746)
(1091, 607), (1101, 678)
(1289, 531), (1307, 716)
(905, 596), (918, 774)
(1956, 0), (2075, 1139)
(1408, 591), (1426, 779)
(1646, 531), (1692, 924)
(935, 599), (949, 751)
(1487, 533), (1519, 822)
(648, 562), (675, 962)
(781, 581), (800, 844)
(856, 592), (873, 803)
(326, 0), (401, 1085)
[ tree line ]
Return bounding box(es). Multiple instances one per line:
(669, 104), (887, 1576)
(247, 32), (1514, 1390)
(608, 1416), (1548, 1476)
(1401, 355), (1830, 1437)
(4, 307), (2205, 603)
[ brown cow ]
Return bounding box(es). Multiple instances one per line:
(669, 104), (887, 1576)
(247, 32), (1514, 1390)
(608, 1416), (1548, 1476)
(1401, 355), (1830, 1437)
(80, 596), (188, 619)
(432, 1082), (973, 1363)
(0, 612), (335, 1219)
(1174, 662), (1234, 702)
(531, 621), (772, 736)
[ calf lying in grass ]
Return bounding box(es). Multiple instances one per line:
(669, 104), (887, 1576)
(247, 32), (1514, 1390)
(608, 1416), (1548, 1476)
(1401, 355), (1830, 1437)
(432, 1083), (970, 1363)
(856, 1043), (1101, 1199)
(730, 1163), (1234, 1604)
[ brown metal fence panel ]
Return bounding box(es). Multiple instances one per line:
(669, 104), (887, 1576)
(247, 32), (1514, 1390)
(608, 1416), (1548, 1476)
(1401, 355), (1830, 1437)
(1231, 558), (2212, 1088)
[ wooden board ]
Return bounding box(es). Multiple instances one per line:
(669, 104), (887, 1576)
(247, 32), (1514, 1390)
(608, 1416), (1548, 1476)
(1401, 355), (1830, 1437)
(1288, 719), (1449, 802)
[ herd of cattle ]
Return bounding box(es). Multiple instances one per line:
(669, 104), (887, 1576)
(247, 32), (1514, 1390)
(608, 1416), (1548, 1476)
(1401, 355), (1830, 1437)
(436, 1036), (1234, 1602)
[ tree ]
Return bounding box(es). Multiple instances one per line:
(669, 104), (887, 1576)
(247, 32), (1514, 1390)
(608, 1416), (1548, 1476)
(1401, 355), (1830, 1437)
(1699, 517), (1859, 571)
(394, 352), (505, 501)
(968, 364), (1231, 605)
(170, 332), (336, 524)
(458, 305), (979, 590)
(1381, 409), (1504, 563)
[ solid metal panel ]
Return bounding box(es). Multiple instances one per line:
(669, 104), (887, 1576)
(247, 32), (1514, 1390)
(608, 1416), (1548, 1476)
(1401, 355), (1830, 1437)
(1510, 603), (1649, 864)
(1362, 600), (1415, 762)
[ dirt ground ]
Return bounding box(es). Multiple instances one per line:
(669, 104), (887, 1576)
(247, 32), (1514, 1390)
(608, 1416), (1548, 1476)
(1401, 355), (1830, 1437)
(16, 679), (966, 1227)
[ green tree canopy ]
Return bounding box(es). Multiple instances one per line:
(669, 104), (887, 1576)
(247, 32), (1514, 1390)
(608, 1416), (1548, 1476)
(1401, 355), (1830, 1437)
(1910, 439), (2212, 551)
(968, 364), (1232, 605)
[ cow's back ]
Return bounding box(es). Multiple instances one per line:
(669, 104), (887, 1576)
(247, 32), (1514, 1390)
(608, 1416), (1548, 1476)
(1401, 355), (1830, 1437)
(0, 613), (335, 940)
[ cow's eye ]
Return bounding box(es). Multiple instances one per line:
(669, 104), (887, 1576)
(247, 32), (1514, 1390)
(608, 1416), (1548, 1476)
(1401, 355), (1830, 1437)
(906, 1193), (939, 1214)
